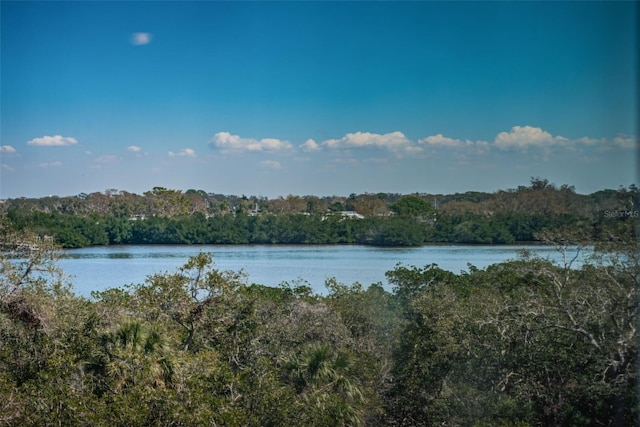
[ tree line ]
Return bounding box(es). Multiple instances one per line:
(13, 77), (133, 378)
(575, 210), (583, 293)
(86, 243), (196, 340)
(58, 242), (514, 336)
(0, 208), (585, 248)
(1, 179), (637, 248)
(0, 219), (637, 425)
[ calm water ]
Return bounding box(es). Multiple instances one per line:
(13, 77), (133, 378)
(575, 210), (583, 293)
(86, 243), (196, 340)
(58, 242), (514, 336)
(59, 244), (583, 297)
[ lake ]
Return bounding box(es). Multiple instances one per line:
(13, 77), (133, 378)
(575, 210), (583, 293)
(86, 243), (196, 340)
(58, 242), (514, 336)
(59, 244), (585, 297)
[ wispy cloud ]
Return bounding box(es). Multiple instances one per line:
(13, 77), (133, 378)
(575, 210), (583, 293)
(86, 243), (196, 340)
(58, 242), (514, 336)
(418, 133), (490, 156)
(0, 145), (16, 153)
(210, 132), (293, 154)
(27, 135), (78, 146)
(90, 155), (120, 169)
(168, 148), (196, 157)
(1, 164), (15, 172)
(131, 32), (152, 46)
(97, 155), (118, 163)
(127, 145), (142, 152)
(39, 161), (63, 168)
(261, 160), (282, 169)
(419, 134), (473, 148)
(330, 157), (358, 165)
(611, 134), (637, 149)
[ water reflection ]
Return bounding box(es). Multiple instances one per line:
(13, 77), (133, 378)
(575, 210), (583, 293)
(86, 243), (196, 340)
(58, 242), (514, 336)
(106, 253), (134, 259)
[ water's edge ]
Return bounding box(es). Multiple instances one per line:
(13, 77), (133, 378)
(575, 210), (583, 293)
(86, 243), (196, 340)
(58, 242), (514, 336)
(58, 244), (581, 297)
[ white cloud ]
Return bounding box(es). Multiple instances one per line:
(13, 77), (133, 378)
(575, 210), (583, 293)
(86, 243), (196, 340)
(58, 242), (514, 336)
(210, 132), (293, 154)
(321, 131), (419, 156)
(403, 145), (426, 154)
(476, 140), (491, 152)
(39, 161), (63, 168)
(131, 32), (152, 46)
(612, 135), (636, 149)
(27, 135), (78, 146)
(205, 127), (632, 164)
(323, 131), (411, 151)
(493, 125), (560, 150)
(301, 139), (321, 152)
(419, 134), (473, 148)
(168, 148), (196, 157)
(575, 134), (636, 150)
(416, 133), (490, 157)
(127, 145), (142, 152)
(574, 136), (602, 146)
(493, 126), (637, 152)
(2, 163), (15, 172)
(0, 145), (16, 153)
(261, 160), (282, 169)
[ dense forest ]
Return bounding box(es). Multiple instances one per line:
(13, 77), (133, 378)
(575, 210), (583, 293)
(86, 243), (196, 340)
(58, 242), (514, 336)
(1, 178), (638, 247)
(0, 216), (637, 425)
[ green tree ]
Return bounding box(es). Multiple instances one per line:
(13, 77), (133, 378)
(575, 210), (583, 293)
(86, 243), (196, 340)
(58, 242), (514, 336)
(84, 320), (175, 395)
(132, 252), (246, 352)
(382, 224), (639, 425)
(324, 279), (401, 423)
(384, 264), (470, 425)
(284, 344), (365, 426)
(0, 223), (110, 425)
(144, 186), (191, 217)
(391, 195), (434, 218)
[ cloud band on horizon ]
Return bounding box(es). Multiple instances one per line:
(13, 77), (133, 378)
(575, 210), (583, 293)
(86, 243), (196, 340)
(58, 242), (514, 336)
(208, 127), (637, 157)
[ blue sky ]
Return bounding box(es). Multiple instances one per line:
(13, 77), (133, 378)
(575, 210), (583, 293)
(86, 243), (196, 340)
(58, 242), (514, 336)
(1, 1), (637, 198)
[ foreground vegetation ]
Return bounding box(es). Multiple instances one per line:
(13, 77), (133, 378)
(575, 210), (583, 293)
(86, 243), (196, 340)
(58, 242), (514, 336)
(1, 179), (637, 247)
(1, 217), (638, 425)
